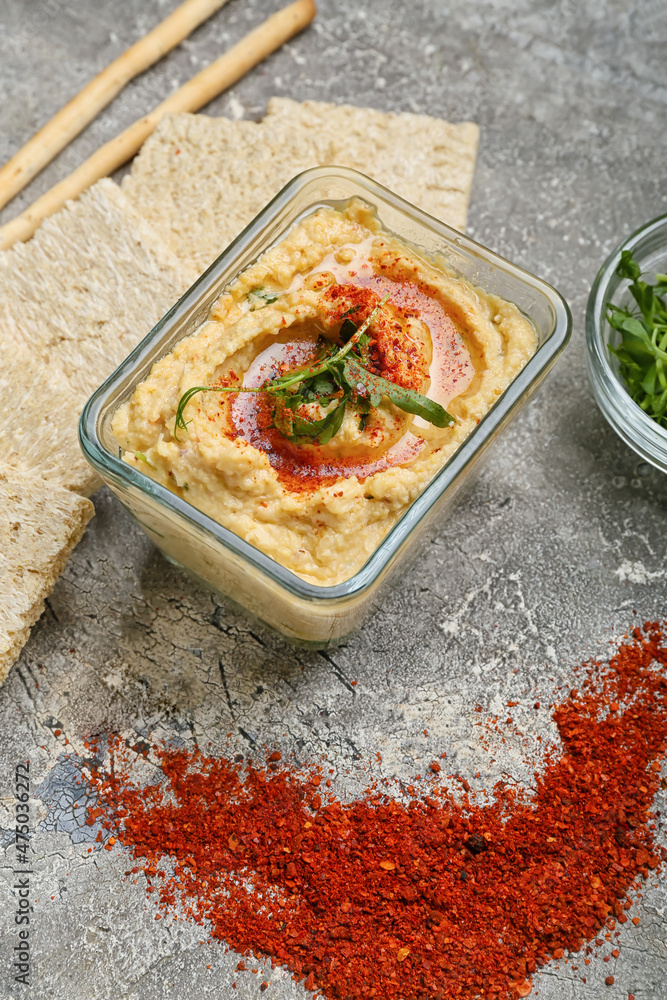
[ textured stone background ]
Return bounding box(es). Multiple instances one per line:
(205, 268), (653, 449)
(1, 1), (667, 998)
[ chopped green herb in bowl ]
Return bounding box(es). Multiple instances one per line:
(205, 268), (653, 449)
(586, 213), (667, 472)
(607, 250), (667, 429)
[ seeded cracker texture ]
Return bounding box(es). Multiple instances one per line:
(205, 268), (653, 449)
(0, 178), (196, 675)
(0, 178), (196, 495)
(0, 178), (197, 400)
(122, 98), (479, 273)
(0, 463), (93, 681)
(0, 342), (98, 495)
(263, 97), (479, 228)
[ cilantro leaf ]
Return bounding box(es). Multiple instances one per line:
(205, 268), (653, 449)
(272, 396), (348, 445)
(616, 250), (641, 282)
(339, 318), (358, 343)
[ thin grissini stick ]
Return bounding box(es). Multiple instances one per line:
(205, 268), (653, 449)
(0, 0), (317, 251)
(0, 0), (235, 213)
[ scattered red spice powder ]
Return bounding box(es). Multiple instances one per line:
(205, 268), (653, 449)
(84, 623), (667, 999)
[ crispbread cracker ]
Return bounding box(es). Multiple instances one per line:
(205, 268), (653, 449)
(264, 97), (479, 230)
(0, 175), (197, 673)
(0, 463), (94, 682)
(0, 178), (197, 398)
(122, 114), (317, 273)
(0, 341), (100, 495)
(122, 99), (479, 273)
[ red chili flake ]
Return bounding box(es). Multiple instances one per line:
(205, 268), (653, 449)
(83, 622), (667, 1000)
(464, 833), (488, 856)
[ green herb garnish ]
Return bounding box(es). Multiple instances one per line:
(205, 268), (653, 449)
(247, 286), (279, 311)
(342, 357), (454, 428)
(174, 293), (455, 444)
(607, 250), (667, 428)
(273, 394), (349, 446)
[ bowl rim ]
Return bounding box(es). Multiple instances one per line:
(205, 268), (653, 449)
(80, 165), (572, 603)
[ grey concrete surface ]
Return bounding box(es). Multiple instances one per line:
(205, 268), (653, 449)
(1, 1), (667, 998)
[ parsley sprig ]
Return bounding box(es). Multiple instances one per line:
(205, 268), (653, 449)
(174, 294), (455, 444)
(607, 250), (667, 428)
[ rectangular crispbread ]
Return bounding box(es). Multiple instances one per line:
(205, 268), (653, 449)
(0, 462), (94, 682)
(263, 97), (479, 230)
(0, 177), (196, 673)
(0, 342), (99, 495)
(122, 99), (479, 273)
(0, 177), (197, 495)
(0, 178), (197, 398)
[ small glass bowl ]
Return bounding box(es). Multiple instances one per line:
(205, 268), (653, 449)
(586, 213), (667, 471)
(80, 166), (571, 646)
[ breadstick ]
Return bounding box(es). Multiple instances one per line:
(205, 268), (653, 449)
(0, 0), (317, 251)
(0, 0), (234, 212)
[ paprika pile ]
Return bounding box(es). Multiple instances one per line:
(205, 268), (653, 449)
(85, 623), (667, 999)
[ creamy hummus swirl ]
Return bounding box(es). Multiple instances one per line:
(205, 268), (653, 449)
(113, 202), (536, 585)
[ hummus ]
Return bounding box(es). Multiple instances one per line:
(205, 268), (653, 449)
(113, 201), (536, 585)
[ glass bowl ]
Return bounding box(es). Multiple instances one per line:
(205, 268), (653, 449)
(80, 166), (571, 647)
(586, 213), (667, 471)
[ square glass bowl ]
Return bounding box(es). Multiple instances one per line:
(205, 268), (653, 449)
(80, 166), (571, 646)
